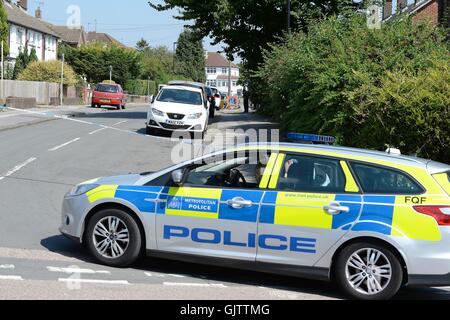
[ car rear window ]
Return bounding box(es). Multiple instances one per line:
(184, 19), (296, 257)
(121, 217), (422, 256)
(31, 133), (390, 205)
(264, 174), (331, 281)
(433, 172), (450, 195)
(95, 84), (118, 93)
(351, 163), (424, 195)
(157, 89), (202, 105)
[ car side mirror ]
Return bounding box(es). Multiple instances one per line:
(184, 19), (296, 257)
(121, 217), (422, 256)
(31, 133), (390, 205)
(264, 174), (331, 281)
(150, 95), (155, 104)
(172, 169), (185, 185)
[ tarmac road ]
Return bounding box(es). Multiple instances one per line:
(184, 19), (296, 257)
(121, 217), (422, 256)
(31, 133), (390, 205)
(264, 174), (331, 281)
(0, 104), (448, 300)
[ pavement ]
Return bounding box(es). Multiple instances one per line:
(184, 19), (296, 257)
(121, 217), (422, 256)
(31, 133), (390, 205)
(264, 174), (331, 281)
(0, 103), (449, 300)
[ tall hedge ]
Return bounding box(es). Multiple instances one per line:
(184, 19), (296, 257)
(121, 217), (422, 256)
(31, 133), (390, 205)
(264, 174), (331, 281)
(256, 14), (449, 163)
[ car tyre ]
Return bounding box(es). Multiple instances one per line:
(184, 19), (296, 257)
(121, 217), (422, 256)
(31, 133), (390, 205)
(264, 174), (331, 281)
(335, 242), (403, 300)
(146, 126), (155, 135)
(85, 208), (142, 268)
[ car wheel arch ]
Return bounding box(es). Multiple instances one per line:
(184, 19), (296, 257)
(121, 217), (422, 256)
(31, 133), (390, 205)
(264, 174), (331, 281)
(82, 202), (147, 253)
(329, 236), (409, 285)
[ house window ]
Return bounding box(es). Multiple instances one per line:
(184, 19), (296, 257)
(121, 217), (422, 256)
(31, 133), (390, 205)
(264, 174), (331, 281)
(17, 29), (23, 47)
(222, 68), (228, 74)
(207, 67), (216, 74)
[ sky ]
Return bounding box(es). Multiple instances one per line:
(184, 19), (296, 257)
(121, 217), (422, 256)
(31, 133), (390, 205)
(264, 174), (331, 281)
(26, 0), (222, 52)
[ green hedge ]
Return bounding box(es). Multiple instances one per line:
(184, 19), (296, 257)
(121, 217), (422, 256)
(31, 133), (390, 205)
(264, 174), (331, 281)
(124, 80), (156, 96)
(256, 14), (450, 163)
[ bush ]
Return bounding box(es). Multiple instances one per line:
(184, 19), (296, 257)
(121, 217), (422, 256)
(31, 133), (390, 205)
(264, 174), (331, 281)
(256, 14), (450, 162)
(18, 60), (78, 86)
(124, 79), (156, 96)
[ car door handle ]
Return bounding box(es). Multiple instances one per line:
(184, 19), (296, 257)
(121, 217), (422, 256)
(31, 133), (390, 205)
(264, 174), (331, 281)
(227, 197), (253, 209)
(324, 202), (350, 215)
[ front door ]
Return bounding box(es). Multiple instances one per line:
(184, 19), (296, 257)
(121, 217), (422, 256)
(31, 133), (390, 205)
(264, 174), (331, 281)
(156, 152), (277, 261)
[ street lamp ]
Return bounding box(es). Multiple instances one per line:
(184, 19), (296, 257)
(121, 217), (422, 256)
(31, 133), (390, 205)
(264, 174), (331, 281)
(173, 42), (178, 74)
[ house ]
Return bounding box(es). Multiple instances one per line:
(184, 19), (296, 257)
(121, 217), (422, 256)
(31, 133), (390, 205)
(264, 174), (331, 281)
(47, 25), (87, 48)
(3, 0), (60, 62)
(382, 0), (449, 27)
(86, 32), (126, 48)
(205, 52), (242, 96)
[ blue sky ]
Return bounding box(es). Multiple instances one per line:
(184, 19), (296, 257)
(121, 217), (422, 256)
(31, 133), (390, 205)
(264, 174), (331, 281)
(27, 0), (221, 52)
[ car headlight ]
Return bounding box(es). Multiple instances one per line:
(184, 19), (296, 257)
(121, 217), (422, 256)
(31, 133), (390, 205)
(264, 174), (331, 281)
(152, 108), (165, 117)
(187, 113), (202, 119)
(68, 184), (100, 197)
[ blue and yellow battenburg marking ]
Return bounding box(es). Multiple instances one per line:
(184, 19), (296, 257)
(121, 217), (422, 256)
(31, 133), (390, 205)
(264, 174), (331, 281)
(85, 184), (443, 242)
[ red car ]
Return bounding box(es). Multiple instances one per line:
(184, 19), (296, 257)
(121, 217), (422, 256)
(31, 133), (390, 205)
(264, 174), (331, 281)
(91, 83), (126, 110)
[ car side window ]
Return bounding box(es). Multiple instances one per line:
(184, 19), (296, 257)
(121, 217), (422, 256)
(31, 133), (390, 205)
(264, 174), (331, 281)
(184, 154), (270, 189)
(276, 155), (346, 193)
(350, 163), (424, 195)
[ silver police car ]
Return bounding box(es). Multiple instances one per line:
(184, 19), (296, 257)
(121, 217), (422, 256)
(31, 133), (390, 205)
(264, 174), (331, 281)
(60, 142), (450, 300)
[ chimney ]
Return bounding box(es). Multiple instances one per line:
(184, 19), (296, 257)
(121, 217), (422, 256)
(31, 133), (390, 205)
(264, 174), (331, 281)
(18, 0), (28, 12)
(35, 6), (42, 19)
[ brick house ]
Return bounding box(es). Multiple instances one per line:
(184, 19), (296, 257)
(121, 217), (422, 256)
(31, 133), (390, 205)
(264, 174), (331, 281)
(383, 0), (449, 28)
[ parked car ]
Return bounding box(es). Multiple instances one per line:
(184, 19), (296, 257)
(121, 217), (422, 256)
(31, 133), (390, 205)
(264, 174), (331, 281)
(167, 81), (216, 119)
(60, 137), (450, 300)
(145, 85), (210, 138)
(91, 83), (126, 110)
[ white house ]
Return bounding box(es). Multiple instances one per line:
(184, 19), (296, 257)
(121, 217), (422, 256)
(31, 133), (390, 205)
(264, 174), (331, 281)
(205, 52), (242, 96)
(3, 0), (60, 62)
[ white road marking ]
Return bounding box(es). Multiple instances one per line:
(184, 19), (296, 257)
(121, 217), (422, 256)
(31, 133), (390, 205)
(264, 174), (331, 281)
(89, 127), (107, 135)
(47, 266), (111, 274)
(144, 272), (165, 278)
(0, 157), (37, 181)
(4, 106), (175, 141)
(0, 264), (15, 269)
(112, 120), (127, 126)
(58, 278), (129, 285)
(168, 274), (186, 278)
(48, 138), (80, 152)
(163, 282), (227, 288)
(0, 275), (23, 281)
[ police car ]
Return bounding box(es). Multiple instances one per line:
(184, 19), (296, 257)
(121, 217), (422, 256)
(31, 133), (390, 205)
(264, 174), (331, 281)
(60, 136), (450, 300)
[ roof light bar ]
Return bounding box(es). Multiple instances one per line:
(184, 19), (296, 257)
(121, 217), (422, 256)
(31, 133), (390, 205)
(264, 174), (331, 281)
(287, 133), (336, 145)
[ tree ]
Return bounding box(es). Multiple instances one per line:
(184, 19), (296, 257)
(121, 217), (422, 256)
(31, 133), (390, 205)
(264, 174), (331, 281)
(17, 60), (78, 86)
(256, 13), (450, 162)
(136, 38), (150, 52)
(0, 1), (9, 59)
(140, 46), (174, 82)
(149, 0), (358, 73)
(61, 43), (141, 85)
(13, 47), (38, 79)
(174, 29), (205, 83)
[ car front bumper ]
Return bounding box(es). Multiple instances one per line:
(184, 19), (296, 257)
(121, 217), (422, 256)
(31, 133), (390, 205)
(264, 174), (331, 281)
(60, 194), (91, 244)
(147, 114), (207, 132)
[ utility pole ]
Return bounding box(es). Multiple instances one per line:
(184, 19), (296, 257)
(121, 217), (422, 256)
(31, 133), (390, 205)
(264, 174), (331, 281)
(147, 76), (150, 97)
(109, 65), (112, 82)
(287, 0), (291, 34)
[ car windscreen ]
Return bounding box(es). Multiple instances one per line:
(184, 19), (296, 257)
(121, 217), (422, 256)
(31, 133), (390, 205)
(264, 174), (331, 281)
(157, 89), (203, 105)
(95, 84), (118, 93)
